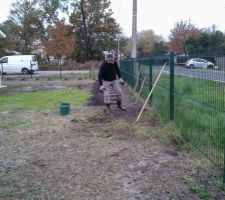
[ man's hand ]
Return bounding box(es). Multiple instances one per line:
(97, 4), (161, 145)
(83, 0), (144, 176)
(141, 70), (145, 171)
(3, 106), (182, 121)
(100, 85), (105, 91)
(119, 78), (125, 85)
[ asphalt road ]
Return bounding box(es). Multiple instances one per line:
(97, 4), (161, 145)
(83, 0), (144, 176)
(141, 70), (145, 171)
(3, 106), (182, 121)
(2, 68), (225, 83)
(35, 70), (89, 76)
(170, 66), (225, 82)
(148, 65), (225, 82)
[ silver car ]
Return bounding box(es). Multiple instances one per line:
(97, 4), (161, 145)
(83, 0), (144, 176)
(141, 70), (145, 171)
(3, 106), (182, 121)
(185, 58), (214, 69)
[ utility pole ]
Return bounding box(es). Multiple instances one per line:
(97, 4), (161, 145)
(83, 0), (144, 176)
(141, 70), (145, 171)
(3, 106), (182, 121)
(131, 0), (137, 58)
(117, 37), (120, 63)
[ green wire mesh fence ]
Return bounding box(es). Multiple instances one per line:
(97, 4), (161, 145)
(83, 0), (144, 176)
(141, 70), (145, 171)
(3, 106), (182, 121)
(120, 49), (225, 182)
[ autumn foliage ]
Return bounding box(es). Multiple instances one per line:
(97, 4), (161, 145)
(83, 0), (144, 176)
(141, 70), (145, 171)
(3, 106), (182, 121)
(44, 20), (75, 59)
(169, 20), (201, 54)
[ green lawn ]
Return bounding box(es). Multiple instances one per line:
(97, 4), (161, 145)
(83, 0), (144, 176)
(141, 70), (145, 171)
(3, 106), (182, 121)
(0, 90), (91, 110)
(137, 74), (225, 167)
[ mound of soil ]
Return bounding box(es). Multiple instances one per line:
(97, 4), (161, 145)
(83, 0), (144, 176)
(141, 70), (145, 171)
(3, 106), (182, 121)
(88, 81), (104, 106)
(88, 81), (145, 120)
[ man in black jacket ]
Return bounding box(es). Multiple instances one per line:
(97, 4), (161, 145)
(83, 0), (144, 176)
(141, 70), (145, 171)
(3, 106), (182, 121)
(98, 52), (126, 113)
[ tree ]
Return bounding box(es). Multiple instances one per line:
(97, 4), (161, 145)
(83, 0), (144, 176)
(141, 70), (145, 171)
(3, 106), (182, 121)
(9, 0), (43, 54)
(80, 0), (90, 60)
(69, 0), (121, 62)
(4, 0), (69, 55)
(210, 30), (225, 47)
(37, 0), (69, 42)
(137, 30), (163, 57)
(124, 30), (163, 57)
(168, 20), (200, 54)
(44, 20), (75, 59)
(185, 27), (225, 52)
(150, 41), (168, 55)
(0, 20), (19, 56)
(38, 0), (68, 26)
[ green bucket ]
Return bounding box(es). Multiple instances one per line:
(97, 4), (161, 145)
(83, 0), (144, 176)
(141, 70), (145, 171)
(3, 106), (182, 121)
(59, 103), (70, 116)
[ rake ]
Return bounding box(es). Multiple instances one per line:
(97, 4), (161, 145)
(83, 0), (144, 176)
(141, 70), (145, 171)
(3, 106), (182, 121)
(135, 63), (167, 122)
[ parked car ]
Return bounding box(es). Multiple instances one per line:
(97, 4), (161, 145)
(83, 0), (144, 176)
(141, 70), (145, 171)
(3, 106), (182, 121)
(0, 55), (39, 74)
(185, 58), (214, 69)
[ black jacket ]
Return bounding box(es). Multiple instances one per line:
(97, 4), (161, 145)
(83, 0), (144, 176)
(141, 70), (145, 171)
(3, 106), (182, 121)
(98, 61), (121, 86)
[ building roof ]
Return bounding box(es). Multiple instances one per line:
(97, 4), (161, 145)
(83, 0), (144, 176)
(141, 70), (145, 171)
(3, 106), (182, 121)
(0, 29), (6, 38)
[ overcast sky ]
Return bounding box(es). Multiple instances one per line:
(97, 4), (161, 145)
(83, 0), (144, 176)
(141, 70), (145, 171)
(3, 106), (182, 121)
(0, 0), (14, 22)
(1, 0), (225, 40)
(110, 0), (225, 40)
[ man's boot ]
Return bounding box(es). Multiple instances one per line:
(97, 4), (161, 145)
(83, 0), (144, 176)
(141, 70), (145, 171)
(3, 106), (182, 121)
(117, 100), (126, 111)
(104, 103), (111, 114)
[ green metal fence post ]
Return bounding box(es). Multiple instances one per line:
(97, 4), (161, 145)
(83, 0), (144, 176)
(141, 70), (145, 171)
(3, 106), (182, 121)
(224, 138), (225, 183)
(170, 52), (175, 121)
(132, 58), (135, 87)
(119, 59), (122, 77)
(119, 48), (225, 183)
(138, 63), (141, 89)
(149, 57), (153, 104)
(224, 152), (225, 183)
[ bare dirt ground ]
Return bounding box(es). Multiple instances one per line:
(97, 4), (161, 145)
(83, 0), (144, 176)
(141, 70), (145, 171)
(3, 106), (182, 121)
(0, 74), (224, 200)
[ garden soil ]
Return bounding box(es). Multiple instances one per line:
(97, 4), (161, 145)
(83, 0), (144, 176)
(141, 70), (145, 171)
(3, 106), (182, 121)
(0, 74), (224, 200)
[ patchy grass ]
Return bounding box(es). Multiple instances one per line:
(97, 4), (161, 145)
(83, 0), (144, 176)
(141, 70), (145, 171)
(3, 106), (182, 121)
(184, 172), (213, 199)
(0, 115), (31, 133)
(136, 74), (225, 169)
(1, 76), (225, 199)
(0, 111), (45, 135)
(0, 184), (15, 199)
(0, 90), (91, 110)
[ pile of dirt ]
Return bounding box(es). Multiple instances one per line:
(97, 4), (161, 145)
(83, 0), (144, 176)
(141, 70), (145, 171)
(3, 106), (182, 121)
(88, 81), (145, 120)
(88, 80), (104, 106)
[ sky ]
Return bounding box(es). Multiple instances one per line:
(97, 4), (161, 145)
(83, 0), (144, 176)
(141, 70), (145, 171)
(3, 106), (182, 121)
(110, 0), (225, 40)
(0, 0), (13, 20)
(1, 0), (225, 41)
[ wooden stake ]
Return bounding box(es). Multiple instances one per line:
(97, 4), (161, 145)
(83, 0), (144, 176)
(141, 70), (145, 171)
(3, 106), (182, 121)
(133, 66), (141, 93)
(135, 63), (167, 122)
(135, 76), (146, 104)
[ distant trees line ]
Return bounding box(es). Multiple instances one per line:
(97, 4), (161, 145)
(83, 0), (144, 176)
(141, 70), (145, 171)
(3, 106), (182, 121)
(0, 1), (224, 62)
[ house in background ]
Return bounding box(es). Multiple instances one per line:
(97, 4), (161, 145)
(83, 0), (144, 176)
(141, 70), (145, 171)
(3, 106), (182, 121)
(0, 28), (6, 38)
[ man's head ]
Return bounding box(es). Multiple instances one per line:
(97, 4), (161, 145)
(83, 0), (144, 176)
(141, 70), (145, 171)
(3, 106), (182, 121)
(106, 53), (114, 63)
(109, 50), (116, 55)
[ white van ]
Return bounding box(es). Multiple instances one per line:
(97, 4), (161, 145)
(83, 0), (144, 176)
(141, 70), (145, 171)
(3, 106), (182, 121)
(0, 55), (39, 74)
